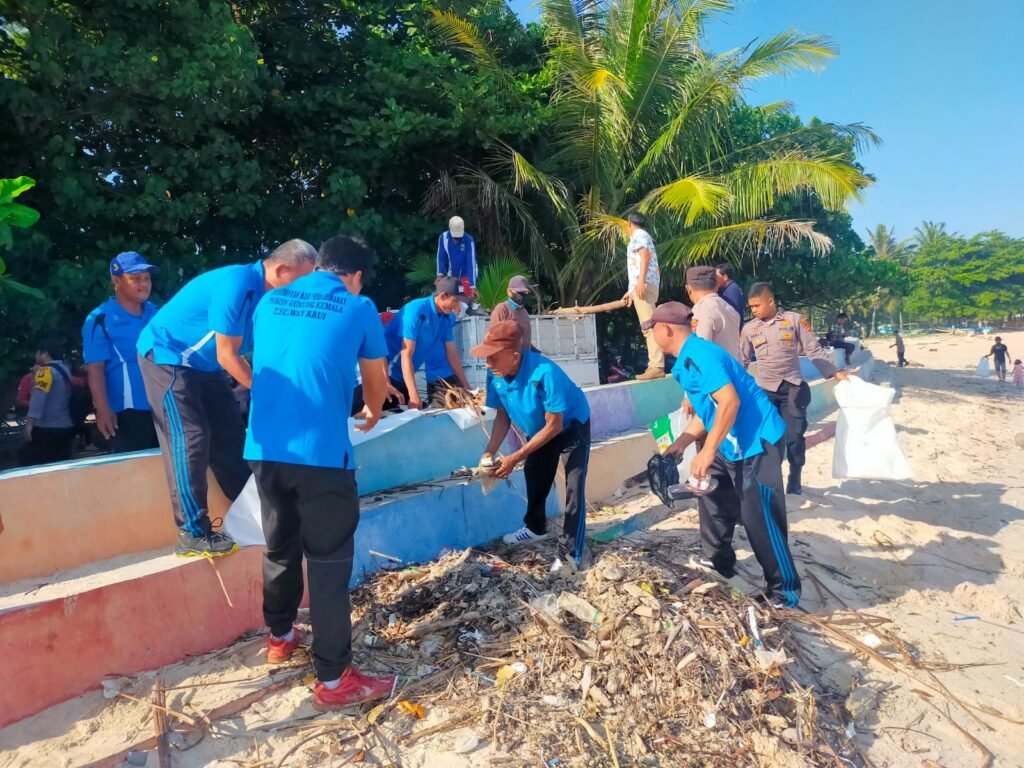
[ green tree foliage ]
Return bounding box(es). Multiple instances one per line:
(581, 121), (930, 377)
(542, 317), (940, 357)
(904, 229), (1024, 323)
(426, 0), (876, 306)
(0, 0), (547, 380)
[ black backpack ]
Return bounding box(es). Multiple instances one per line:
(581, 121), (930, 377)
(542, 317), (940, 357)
(51, 363), (93, 427)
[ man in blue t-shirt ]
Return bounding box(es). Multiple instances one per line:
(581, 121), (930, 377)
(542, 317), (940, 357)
(436, 215), (477, 298)
(137, 240), (315, 557)
(244, 235), (396, 712)
(646, 301), (800, 608)
(82, 252), (161, 454)
(473, 321), (592, 563)
(384, 277), (471, 409)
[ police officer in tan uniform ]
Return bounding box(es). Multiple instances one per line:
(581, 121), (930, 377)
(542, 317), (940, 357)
(686, 266), (740, 360)
(741, 282), (849, 495)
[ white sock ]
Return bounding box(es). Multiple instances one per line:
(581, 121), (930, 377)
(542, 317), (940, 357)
(321, 677), (341, 690)
(273, 628), (295, 643)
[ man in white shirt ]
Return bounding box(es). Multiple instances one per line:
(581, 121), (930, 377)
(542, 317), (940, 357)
(621, 212), (664, 380)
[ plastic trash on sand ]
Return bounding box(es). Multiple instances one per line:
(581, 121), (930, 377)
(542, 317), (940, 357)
(832, 378), (913, 481)
(975, 356), (991, 378)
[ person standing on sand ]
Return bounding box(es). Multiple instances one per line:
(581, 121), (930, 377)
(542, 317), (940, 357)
(1012, 359), (1023, 389)
(245, 235), (396, 711)
(890, 332), (908, 367)
(988, 336), (1011, 382)
(647, 301), (800, 608)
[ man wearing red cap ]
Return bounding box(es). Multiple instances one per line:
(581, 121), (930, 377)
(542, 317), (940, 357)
(471, 321), (591, 562)
(646, 301), (800, 608)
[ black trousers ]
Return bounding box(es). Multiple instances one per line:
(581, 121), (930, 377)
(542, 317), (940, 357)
(19, 427), (74, 467)
(523, 420), (590, 560)
(698, 437), (801, 606)
(251, 460), (359, 682)
(764, 380), (810, 480)
(106, 408), (160, 454)
(831, 340), (855, 364)
(139, 354), (250, 536)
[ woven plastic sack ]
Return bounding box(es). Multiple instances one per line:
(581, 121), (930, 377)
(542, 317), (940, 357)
(832, 378), (913, 480)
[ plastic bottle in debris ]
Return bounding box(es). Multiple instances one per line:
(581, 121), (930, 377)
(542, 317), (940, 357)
(557, 592), (602, 625)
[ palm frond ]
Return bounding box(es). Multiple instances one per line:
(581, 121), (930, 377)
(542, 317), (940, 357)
(724, 153), (872, 219)
(428, 9), (515, 96)
(732, 29), (837, 80)
(476, 255), (532, 310)
(636, 176), (730, 226)
(658, 219), (833, 266)
(405, 253), (439, 295)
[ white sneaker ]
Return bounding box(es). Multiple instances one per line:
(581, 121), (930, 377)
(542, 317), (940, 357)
(502, 527), (551, 546)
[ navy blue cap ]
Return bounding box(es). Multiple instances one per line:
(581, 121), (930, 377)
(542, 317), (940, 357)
(110, 251), (159, 276)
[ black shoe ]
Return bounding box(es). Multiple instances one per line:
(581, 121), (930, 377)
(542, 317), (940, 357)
(753, 593), (787, 610)
(175, 529), (239, 558)
(786, 476), (802, 495)
(693, 556), (736, 580)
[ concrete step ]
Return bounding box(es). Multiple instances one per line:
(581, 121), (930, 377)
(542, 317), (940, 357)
(0, 471), (556, 728)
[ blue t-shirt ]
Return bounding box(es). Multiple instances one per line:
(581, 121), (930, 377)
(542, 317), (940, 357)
(485, 351), (590, 439)
(671, 335), (784, 461)
(425, 345), (455, 381)
(384, 296), (456, 382)
(82, 298), (159, 412)
(137, 262), (265, 371)
(244, 271), (387, 469)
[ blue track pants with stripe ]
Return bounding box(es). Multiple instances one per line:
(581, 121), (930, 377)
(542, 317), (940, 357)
(139, 353), (250, 537)
(698, 436), (801, 607)
(523, 419), (590, 561)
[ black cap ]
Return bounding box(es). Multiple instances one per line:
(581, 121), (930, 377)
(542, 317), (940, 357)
(640, 301), (693, 331)
(435, 276), (470, 302)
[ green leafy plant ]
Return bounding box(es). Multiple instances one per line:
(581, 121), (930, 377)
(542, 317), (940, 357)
(405, 253), (441, 295)
(0, 176), (42, 298)
(476, 254), (531, 310)
(0, 176), (40, 249)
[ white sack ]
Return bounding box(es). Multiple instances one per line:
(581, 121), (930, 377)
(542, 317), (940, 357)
(975, 356), (991, 378)
(223, 474), (265, 546)
(832, 377), (913, 480)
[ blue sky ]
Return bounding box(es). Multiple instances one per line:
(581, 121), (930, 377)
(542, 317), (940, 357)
(508, 0), (1024, 240)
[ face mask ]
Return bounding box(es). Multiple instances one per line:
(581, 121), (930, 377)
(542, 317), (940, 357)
(510, 292), (529, 307)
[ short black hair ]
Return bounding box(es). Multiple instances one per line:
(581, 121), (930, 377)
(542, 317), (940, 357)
(837, 312), (849, 320)
(626, 211), (646, 228)
(316, 235), (377, 277)
(715, 263), (735, 280)
(36, 338), (66, 360)
(747, 281), (774, 299)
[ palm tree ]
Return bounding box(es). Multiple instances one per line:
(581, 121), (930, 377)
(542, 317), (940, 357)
(913, 220), (949, 251)
(864, 224), (913, 333)
(426, 0), (876, 306)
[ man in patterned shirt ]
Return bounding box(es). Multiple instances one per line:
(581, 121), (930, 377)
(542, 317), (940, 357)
(621, 212), (664, 380)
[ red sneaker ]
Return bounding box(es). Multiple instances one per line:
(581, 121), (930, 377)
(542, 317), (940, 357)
(266, 627), (304, 664)
(313, 666), (396, 711)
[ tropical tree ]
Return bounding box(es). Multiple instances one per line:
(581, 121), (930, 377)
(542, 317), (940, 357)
(863, 224), (913, 333)
(426, 0), (876, 306)
(0, 175), (43, 298)
(913, 220), (949, 252)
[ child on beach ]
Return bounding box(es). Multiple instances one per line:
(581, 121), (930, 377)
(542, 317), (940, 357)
(890, 332), (908, 367)
(1013, 359), (1024, 389)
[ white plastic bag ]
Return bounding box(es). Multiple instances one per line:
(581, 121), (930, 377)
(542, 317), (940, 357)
(223, 475), (266, 546)
(975, 356), (991, 378)
(832, 378), (913, 480)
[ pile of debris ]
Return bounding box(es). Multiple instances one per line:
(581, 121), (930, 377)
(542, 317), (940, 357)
(348, 535), (856, 767)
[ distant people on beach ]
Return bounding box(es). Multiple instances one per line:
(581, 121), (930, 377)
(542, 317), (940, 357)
(988, 336), (1011, 382)
(890, 332), (908, 367)
(1013, 359), (1023, 389)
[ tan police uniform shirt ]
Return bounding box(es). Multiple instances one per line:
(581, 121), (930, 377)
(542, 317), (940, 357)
(740, 310), (838, 391)
(690, 293), (740, 360)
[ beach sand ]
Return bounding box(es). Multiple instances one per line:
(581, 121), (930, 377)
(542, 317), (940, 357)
(1, 330), (1023, 767)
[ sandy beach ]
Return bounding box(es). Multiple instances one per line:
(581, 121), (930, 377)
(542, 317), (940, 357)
(1, 331), (1023, 767)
